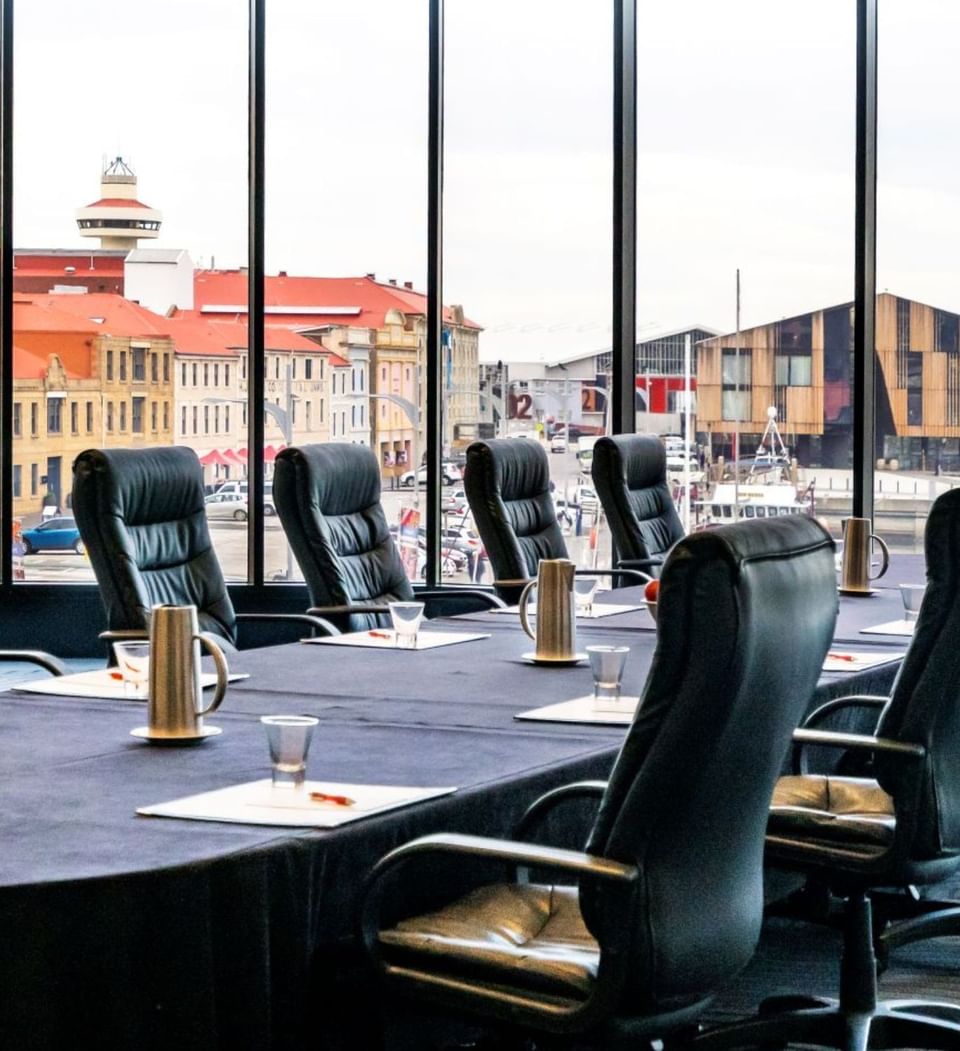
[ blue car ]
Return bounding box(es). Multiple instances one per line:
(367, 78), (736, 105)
(21, 517), (85, 555)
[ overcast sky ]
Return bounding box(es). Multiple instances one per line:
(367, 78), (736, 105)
(13, 1), (959, 363)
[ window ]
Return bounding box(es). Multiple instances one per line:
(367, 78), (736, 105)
(291, 359), (296, 379)
(775, 355), (813, 387)
(163, 402), (169, 431)
(119, 402), (127, 430)
(306, 401), (311, 430)
(305, 359), (313, 380)
(119, 351), (127, 382)
(213, 363), (219, 387)
(13, 465), (21, 499)
(214, 405), (220, 432)
(13, 403), (20, 437)
(192, 363), (198, 386)
(224, 405), (230, 431)
(106, 350), (114, 381)
(204, 363), (210, 387)
(722, 349), (752, 422)
(86, 402), (93, 432)
(70, 402), (78, 434)
(163, 354), (170, 383)
(181, 363), (187, 386)
(204, 406), (210, 433)
(192, 406), (198, 434)
(149, 352), (157, 382)
(30, 403), (37, 436)
(150, 401), (157, 432)
(47, 396), (64, 436)
(181, 406), (188, 435)
(907, 351), (923, 426)
(30, 463), (38, 496)
(224, 364), (230, 386)
(106, 402), (114, 432)
(132, 397), (145, 434)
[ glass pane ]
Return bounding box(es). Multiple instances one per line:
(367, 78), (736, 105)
(877, 1), (960, 552)
(13, 0), (247, 582)
(265, 1), (427, 585)
(446, 0), (613, 582)
(638, 1), (855, 531)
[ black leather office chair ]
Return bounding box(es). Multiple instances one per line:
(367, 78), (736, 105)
(591, 434), (685, 578)
(273, 443), (502, 634)
(464, 438), (645, 604)
(360, 516), (838, 1048)
(72, 447), (335, 652)
(695, 489), (960, 1050)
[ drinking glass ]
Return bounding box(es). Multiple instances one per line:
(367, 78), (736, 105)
(587, 645), (630, 710)
(900, 584), (925, 623)
(261, 715), (319, 788)
(389, 601), (426, 649)
(574, 576), (599, 617)
(113, 641), (150, 699)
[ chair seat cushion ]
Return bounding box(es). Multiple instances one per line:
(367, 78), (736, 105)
(380, 882), (598, 998)
(768, 774), (895, 853)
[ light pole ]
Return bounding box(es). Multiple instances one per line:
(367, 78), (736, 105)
(348, 391), (421, 506)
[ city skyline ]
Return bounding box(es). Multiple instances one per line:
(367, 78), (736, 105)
(12, 1), (960, 365)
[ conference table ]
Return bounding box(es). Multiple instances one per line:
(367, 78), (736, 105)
(0, 584), (911, 1051)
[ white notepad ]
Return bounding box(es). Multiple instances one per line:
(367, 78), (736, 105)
(861, 620), (916, 638)
(137, 779), (457, 827)
(491, 603), (642, 619)
(302, 630), (490, 650)
(823, 650), (906, 672)
(515, 694), (640, 726)
(13, 668), (248, 700)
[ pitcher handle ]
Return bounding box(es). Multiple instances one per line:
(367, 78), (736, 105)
(518, 579), (537, 641)
(194, 632), (229, 716)
(870, 534), (890, 580)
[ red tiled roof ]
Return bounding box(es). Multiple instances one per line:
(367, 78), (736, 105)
(170, 311), (351, 365)
(18, 293), (172, 339)
(192, 271), (482, 331)
(14, 252), (125, 276)
(81, 197), (153, 210)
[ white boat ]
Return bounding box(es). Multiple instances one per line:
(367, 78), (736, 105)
(699, 482), (813, 525)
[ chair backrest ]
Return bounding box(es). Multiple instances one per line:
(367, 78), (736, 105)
(273, 443), (415, 632)
(875, 488), (960, 858)
(463, 439), (566, 588)
(582, 515), (836, 1011)
(72, 447), (237, 648)
(591, 434), (684, 573)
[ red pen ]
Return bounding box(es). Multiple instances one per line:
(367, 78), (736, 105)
(828, 652), (855, 662)
(368, 630), (391, 639)
(309, 792), (356, 806)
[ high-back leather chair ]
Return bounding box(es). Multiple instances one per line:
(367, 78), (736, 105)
(273, 443), (502, 634)
(73, 447), (332, 652)
(591, 434), (684, 577)
(463, 438), (568, 602)
(699, 488), (960, 1050)
(361, 516), (838, 1046)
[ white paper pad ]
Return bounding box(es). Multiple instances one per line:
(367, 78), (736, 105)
(302, 630), (490, 651)
(861, 619), (916, 638)
(13, 668), (249, 699)
(492, 603), (642, 619)
(823, 650), (906, 672)
(515, 694), (640, 726)
(137, 779), (457, 827)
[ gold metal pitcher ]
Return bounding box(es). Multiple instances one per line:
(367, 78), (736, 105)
(840, 517), (890, 592)
(518, 558), (577, 660)
(147, 604), (229, 739)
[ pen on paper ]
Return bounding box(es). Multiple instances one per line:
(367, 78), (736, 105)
(368, 631), (391, 639)
(827, 652), (855, 662)
(309, 792), (356, 806)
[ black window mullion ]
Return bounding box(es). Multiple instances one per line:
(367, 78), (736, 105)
(853, 0), (878, 520)
(1, 0), (13, 589)
(247, 0), (265, 585)
(424, 0), (443, 588)
(612, 0), (637, 436)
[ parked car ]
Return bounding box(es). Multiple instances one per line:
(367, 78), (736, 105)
(442, 488), (469, 515)
(399, 463), (462, 487)
(21, 517), (84, 555)
(204, 491), (276, 521)
(550, 434), (568, 453)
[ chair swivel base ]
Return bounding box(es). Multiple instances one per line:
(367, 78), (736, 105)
(880, 904), (960, 964)
(689, 893), (960, 1051)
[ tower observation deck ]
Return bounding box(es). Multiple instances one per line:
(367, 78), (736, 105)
(75, 157), (162, 251)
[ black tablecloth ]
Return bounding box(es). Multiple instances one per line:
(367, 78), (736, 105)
(0, 589), (908, 1050)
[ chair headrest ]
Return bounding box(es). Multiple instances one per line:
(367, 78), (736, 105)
(276, 443), (382, 516)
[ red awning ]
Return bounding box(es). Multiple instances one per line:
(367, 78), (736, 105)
(198, 449), (231, 466)
(224, 448), (247, 464)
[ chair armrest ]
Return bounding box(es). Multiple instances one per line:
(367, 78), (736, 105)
(307, 604), (388, 617)
(98, 629), (149, 642)
(0, 650), (69, 677)
(577, 568), (652, 585)
(616, 557), (663, 572)
(791, 695), (890, 774)
(493, 578), (533, 590)
(416, 588), (506, 611)
(360, 831), (637, 954)
(236, 612), (339, 637)
(513, 780), (609, 839)
(792, 727), (926, 760)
